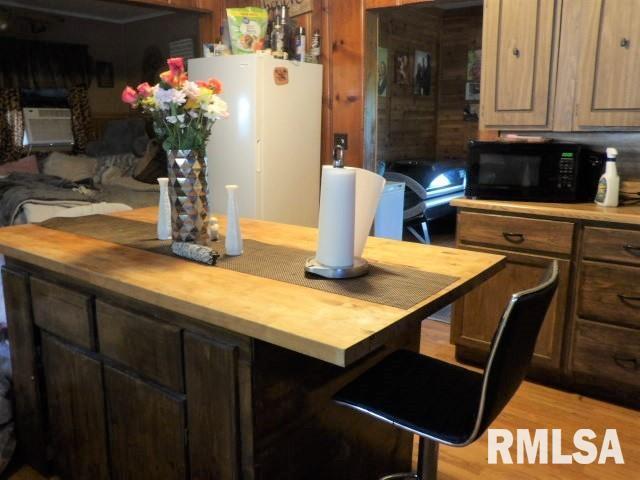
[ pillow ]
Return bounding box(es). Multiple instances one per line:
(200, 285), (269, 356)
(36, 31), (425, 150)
(0, 155), (39, 176)
(42, 152), (98, 182)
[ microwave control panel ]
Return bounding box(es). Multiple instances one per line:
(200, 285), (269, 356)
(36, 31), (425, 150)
(558, 152), (576, 190)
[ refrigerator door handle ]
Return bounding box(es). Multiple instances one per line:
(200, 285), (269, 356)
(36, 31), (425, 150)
(256, 138), (263, 173)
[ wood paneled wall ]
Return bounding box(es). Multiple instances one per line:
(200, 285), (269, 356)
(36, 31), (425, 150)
(436, 6), (483, 160)
(377, 8), (441, 164)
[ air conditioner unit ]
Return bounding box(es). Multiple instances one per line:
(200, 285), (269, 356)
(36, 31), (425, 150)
(23, 108), (74, 147)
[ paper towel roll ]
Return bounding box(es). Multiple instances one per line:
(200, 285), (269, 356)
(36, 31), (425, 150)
(353, 168), (386, 256)
(316, 166), (356, 267)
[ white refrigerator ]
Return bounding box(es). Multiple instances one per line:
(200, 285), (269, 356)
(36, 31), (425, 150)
(188, 55), (323, 227)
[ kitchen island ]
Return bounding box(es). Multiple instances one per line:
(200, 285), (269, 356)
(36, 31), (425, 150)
(0, 207), (504, 479)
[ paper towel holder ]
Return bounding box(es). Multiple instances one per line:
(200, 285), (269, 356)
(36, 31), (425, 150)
(304, 256), (369, 279)
(305, 143), (370, 279)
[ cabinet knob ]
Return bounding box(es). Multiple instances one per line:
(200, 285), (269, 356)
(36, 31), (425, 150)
(613, 354), (638, 371)
(502, 232), (525, 243)
(620, 38), (631, 48)
(623, 244), (640, 256)
(618, 293), (640, 307)
(512, 47), (520, 57)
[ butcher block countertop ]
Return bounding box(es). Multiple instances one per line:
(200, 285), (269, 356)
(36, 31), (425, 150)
(451, 198), (640, 225)
(0, 207), (504, 366)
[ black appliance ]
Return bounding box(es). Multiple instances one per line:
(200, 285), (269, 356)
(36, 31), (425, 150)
(465, 141), (604, 202)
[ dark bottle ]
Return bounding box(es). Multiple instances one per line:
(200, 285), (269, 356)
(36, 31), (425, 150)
(264, 9), (273, 50)
(279, 5), (294, 58)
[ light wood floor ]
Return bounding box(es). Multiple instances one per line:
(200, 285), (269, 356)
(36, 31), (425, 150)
(6, 320), (639, 480)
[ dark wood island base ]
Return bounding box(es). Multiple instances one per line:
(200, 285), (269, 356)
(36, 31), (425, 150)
(4, 258), (417, 480)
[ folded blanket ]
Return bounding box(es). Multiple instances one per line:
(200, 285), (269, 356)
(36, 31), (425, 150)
(0, 173), (97, 226)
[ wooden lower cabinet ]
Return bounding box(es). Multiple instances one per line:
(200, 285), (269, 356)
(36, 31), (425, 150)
(452, 207), (640, 408)
(453, 248), (569, 373)
(105, 367), (187, 480)
(41, 334), (109, 480)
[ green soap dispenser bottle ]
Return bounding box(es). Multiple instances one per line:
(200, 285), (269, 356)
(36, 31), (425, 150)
(595, 148), (620, 207)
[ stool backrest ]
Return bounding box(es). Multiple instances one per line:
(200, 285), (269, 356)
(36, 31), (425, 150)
(466, 261), (559, 444)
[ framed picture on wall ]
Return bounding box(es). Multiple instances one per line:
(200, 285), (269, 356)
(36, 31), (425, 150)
(467, 48), (482, 83)
(413, 50), (431, 96)
(95, 61), (114, 88)
(378, 47), (388, 97)
(465, 82), (480, 101)
(394, 51), (412, 86)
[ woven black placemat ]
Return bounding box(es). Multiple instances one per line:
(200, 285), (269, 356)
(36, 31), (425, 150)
(42, 215), (459, 310)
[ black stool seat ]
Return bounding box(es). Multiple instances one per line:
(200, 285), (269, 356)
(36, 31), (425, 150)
(334, 349), (482, 445)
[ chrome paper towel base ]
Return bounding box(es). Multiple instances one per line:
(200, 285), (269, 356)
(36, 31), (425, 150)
(304, 257), (369, 279)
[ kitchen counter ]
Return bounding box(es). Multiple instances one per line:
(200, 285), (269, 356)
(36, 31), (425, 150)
(451, 198), (640, 225)
(0, 207), (505, 478)
(0, 206), (504, 367)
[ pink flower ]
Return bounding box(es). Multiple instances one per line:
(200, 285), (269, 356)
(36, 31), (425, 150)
(167, 57), (185, 76)
(136, 82), (152, 98)
(121, 86), (138, 105)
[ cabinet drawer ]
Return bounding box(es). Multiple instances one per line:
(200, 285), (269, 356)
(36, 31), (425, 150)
(572, 320), (640, 392)
(578, 261), (640, 329)
(583, 226), (640, 266)
(96, 301), (183, 392)
(30, 278), (94, 350)
(457, 212), (574, 254)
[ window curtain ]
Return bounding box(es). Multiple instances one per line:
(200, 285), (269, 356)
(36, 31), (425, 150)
(0, 38), (91, 89)
(0, 89), (24, 163)
(68, 87), (95, 153)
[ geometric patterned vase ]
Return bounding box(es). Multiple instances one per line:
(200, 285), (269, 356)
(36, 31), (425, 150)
(166, 149), (210, 244)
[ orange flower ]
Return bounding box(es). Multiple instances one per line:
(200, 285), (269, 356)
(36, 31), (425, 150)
(160, 70), (188, 88)
(197, 78), (223, 94)
(207, 78), (223, 94)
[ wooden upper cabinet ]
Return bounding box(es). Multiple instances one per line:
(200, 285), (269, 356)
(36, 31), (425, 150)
(576, 0), (640, 128)
(481, 0), (558, 128)
(365, 0), (433, 8)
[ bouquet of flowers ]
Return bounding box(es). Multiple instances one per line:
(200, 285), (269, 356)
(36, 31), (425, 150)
(121, 57), (228, 152)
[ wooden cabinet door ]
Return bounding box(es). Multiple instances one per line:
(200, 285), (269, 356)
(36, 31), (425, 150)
(105, 366), (187, 480)
(480, 0), (558, 128)
(453, 249), (569, 372)
(41, 334), (109, 480)
(576, 0), (640, 128)
(2, 267), (47, 472)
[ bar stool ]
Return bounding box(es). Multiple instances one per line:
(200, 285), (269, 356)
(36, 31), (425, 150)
(334, 261), (559, 480)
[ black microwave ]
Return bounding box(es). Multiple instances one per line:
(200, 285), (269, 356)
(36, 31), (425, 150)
(465, 141), (605, 202)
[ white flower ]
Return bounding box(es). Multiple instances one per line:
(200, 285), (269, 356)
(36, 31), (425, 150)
(182, 81), (200, 99)
(171, 89), (186, 105)
(188, 110), (198, 118)
(166, 116), (177, 124)
(177, 114), (185, 122)
(155, 88), (174, 110)
(204, 97), (229, 120)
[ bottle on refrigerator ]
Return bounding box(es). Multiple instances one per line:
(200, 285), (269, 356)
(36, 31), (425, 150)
(295, 26), (306, 62)
(311, 30), (321, 63)
(279, 5), (293, 58)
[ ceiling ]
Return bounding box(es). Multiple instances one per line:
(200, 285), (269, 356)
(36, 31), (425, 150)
(0, 0), (173, 24)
